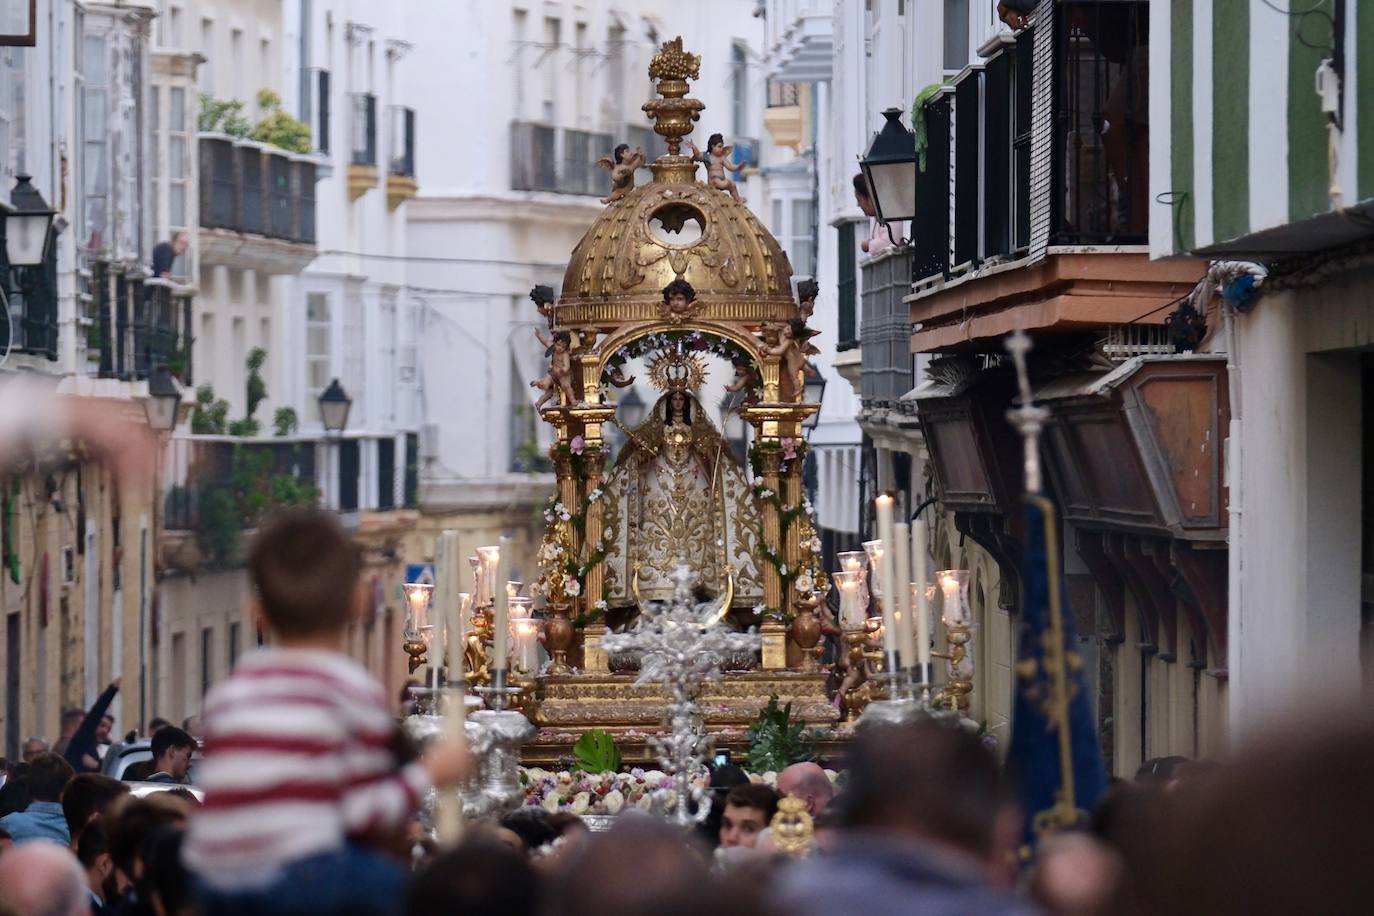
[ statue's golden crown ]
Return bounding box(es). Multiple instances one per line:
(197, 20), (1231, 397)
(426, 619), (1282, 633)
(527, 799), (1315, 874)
(647, 350), (708, 392)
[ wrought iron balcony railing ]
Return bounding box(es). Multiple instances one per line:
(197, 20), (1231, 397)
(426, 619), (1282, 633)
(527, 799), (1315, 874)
(510, 121), (614, 196)
(199, 135), (318, 245)
(350, 92), (378, 167)
(87, 264), (194, 382)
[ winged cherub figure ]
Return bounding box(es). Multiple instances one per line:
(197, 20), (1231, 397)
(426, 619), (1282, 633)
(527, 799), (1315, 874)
(767, 319), (821, 402)
(529, 284), (557, 329)
(597, 143), (647, 204)
(689, 133), (745, 201)
(795, 279), (820, 323)
(532, 330), (576, 410)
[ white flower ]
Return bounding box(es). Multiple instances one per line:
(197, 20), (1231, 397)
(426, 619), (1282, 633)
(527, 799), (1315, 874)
(541, 792), (563, 813)
(603, 789), (625, 814)
(794, 573), (815, 595)
(544, 510), (554, 522)
(753, 603), (766, 616)
(761, 771), (778, 786)
(779, 565), (788, 576)
(553, 502), (567, 514)
(570, 792), (591, 815)
(752, 477), (764, 488)
(594, 599), (608, 611)
(565, 579), (582, 597)
(559, 510), (572, 521)
(636, 792), (654, 811)
(760, 488), (774, 498)
(588, 488), (603, 502)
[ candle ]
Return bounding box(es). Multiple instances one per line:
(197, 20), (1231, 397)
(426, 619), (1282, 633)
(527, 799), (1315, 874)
(834, 570), (865, 629)
(913, 518), (931, 670)
(513, 618), (540, 676)
(893, 522), (914, 668)
(491, 538), (511, 670)
(874, 495), (899, 658)
(938, 570), (971, 627)
(442, 532), (464, 689)
(477, 546), (501, 604)
(861, 540), (883, 600)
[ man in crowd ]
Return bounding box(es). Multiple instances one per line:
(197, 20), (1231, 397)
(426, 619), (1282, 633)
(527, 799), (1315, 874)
(63, 679), (121, 774)
(61, 774), (129, 849)
(144, 727), (197, 785)
(0, 752), (75, 844)
(0, 841), (91, 916)
(776, 762), (835, 817)
(719, 783), (779, 850)
(780, 719), (1031, 916)
(77, 820), (115, 912)
(22, 737), (48, 764)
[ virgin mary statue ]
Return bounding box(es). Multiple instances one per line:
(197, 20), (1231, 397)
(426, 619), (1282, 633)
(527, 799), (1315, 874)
(601, 389), (764, 609)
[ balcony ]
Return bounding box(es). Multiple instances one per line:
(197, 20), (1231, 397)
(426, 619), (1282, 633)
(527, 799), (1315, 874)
(386, 105), (417, 210)
(907, 2), (1195, 353)
(86, 266), (195, 382)
(762, 0), (834, 82)
(510, 122), (613, 196)
(348, 92), (379, 200)
(199, 134), (318, 274)
(764, 80), (805, 153)
(859, 246), (914, 408)
(160, 433), (418, 570)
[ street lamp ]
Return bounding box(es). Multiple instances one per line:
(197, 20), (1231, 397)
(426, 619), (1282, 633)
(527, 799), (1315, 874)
(618, 387), (647, 429)
(859, 108), (917, 226)
(802, 361), (827, 431)
(143, 366), (182, 432)
(3, 174), (56, 267)
(318, 378), (352, 434)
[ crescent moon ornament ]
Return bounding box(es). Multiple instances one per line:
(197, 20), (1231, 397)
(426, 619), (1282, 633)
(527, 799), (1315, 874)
(708, 569), (735, 625)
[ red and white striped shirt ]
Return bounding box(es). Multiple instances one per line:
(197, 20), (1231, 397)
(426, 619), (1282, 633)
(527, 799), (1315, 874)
(184, 647), (430, 888)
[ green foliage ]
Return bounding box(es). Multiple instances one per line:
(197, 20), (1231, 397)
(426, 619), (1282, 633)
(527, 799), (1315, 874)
(912, 82), (947, 173)
(572, 730), (622, 774)
(199, 93), (251, 137)
(196, 486), (242, 567)
(226, 418), (260, 438)
(250, 88), (312, 154)
(746, 696), (814, 773)
(272, 407), (298, 437)
(245, 347), (268, 420)
(191, 384), (229, 435)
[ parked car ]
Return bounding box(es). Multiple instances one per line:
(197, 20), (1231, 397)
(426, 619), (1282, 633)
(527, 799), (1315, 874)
(102, 738), (202, 785)
(125, 781), (205, 803)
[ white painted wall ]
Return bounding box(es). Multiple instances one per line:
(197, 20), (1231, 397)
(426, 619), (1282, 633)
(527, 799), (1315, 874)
(1228, 267), (1371, 742)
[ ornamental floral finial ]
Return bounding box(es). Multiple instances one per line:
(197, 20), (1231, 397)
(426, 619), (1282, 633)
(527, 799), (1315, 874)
(647, 36), (700, 82)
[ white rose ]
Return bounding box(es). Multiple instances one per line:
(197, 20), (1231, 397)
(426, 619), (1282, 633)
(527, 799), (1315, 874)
(604, 789), (625, 814)
(636, 792), (654, 811)
(570, 792), (591, 815)
(752, 477), (764, 487)
(762, 771), (778, 786)
(565, 579), (582, 597)
(541, 793), (562, 813)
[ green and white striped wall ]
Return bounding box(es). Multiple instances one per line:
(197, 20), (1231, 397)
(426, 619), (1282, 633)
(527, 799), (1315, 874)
(1151, 0), (1374, 258)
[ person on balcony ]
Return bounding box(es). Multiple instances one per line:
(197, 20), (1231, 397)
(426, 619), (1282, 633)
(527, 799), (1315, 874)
(150, 231), (189, 280)
(855, 174), (904, 256)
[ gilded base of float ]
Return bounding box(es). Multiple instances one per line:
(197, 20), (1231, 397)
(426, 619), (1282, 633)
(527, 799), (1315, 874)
(520, 671), (843, 766)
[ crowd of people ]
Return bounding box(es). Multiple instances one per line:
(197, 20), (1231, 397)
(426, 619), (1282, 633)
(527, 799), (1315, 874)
(1, 509), (1370, 916)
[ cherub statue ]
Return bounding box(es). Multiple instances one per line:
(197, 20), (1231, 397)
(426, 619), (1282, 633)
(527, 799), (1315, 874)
(795, 279), (819, 322)
(529, 284), (557, 329)
(659, 278), (698, 323)
(688, 133), (745, 201)
(767, 319), (821, 402)
(532, 330), (576, 410)
(597, 143), (646, 204)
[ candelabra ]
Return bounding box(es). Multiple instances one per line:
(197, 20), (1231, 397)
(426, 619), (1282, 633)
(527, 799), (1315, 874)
(935, 570), (974, 712)
(601, 564), (760, 826)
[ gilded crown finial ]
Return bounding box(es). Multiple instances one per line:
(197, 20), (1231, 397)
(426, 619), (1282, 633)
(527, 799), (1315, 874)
(648, 36), (700, 82)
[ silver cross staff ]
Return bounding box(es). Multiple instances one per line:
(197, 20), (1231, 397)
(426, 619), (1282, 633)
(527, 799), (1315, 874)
(601, 564), (760, 826)
(1004, 328), (1051, 495)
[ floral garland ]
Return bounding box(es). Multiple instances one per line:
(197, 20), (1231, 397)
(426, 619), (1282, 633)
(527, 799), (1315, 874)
(743, 438), (823, 621)
(519, 765), (840, 816)
(603, 329), (755, 383)
(536, 440), (611, 619)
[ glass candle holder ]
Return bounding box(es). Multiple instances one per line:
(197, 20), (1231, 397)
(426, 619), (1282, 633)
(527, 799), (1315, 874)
(477, 546), (501, 603)
(402, 581), (434, 638)
(862, 540), (884, 599)
(936, 570), (971, 628)
(468, 556), (483, 604)
(506, 581), (524, 599)
(507, 596), (534, 620)
(832, 569), (866, 629)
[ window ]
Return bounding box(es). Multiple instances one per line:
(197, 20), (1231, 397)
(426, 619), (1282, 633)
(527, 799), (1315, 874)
(200, 627), (214, 698)
(943, 0), (970, 73)
(5, 47), (26, 179)
(837, 222), (858, 348)
(230, 29), (243, 98)
(306, 293), (331, 422)
(168, 86), (188, 233)
(343, 293), (363, 425)
(227, 622), (240, 669)
(541, 17), (559, 124)
(605, 22), (624, 127)
(79, 30), (110, 252)
(199, 18), (213, 88)
(338, 440), (360, 512)
(573, 22), (587, 124)
(168, 7), (182, 47)
(200, 312), (215, 382)
(790, 198), (815, 277)
(377, 438), (395, 510)
(171, 632), (187, 720)
(731, 41), (748, 138)
(259, 38), (271, 95)
(512, 10), (527, 119)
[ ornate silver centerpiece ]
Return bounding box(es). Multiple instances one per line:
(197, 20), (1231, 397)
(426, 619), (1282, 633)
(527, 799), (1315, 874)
(601, 564), (760, 825)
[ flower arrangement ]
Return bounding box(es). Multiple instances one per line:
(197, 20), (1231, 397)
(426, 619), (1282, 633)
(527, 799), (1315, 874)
(517, 766), (841, 815)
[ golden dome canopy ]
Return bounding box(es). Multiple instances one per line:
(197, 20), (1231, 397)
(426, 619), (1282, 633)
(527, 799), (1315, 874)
(555, 38), (797, 333)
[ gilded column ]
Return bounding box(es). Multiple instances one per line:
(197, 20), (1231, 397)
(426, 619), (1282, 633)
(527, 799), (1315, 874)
(757, 442), (783, 616)
(581, 447), (607, 618)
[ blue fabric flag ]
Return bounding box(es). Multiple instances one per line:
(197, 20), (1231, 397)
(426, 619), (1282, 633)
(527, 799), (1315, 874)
(1007, 494), (1107, 846)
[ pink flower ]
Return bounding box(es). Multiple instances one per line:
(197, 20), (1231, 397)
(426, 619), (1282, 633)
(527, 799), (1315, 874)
(570, 435), (586, 455)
